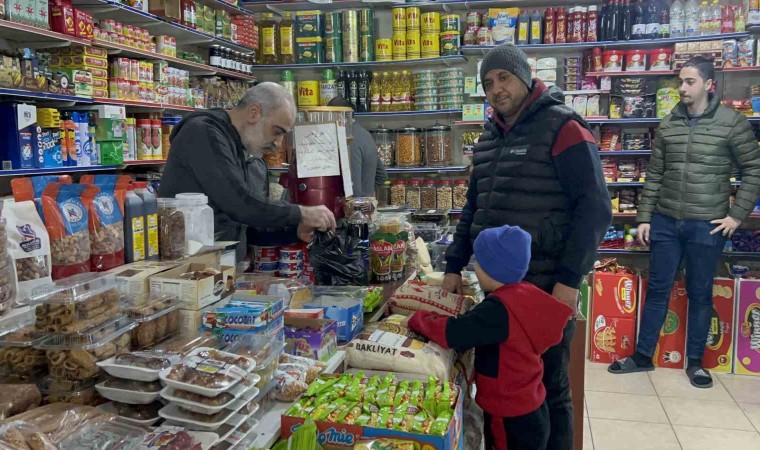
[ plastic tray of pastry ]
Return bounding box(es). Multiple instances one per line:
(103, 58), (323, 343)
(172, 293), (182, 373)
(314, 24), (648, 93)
(160, 374), (260, 415)
(39, 376), (99, 406)
(99, 401), (164, 426)
(148, 334), (219, 358)
(30, 273), (121, 335)
(213, 404), (260, 446)
(159, 348), (257, 398)
(214, 416), (260, 450)
(0, 312), (48, 375)
(122, 293), (183, 350)
(97, 352), (181, 382)
(56, 417), (147, 449)
(95, 377), (163, 404)
(221, 331), (284, 367)
(158, 396), (256, 432)
(36, 317), (136, 381)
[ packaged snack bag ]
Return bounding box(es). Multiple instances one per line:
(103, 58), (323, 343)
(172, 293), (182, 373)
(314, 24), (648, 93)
(2, 201), (51, 305)
(80, 175), (129, 271)
(11, 176), (73, 220)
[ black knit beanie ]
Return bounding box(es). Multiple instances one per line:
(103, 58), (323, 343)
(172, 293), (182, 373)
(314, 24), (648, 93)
(479, 43), (532, 90)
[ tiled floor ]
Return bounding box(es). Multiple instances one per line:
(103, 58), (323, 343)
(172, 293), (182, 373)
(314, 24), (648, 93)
(583, 361), (760, 450)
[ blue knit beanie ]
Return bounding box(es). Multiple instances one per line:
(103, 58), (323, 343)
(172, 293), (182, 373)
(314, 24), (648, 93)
(473, 225), (532, 285)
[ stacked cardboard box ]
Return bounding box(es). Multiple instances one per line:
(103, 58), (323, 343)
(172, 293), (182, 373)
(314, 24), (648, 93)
(705, 278), (736, 373)
(588, 271), (638, 364)
(637, 278), (688, 369)
(734, 279), (760, 376)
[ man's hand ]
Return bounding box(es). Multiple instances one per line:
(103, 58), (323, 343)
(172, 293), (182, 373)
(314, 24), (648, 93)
(710, 216), (741, 237)
(637, 223), (651, 246)
(552, 282), (579, 317)
(297, 223), (315, 243)
(299, 205), (337, 231)
(442, 274), (463, 294)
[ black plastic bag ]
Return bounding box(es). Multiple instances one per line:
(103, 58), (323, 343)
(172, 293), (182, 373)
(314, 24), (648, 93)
(308, 229), (368, 286)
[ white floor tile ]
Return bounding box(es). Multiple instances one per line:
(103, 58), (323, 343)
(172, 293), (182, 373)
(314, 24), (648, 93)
(738, 403), (760, 433)
(585, 368), (657, 396)
(718, 374), (760, 404)
(674, 425), (760, 450)
(649, 368), (733, 402)
(583, 416), (594, 450)
(585, 391), (669, 424)
(589, 419), (681, 450)
(660, 397), (755, 431)
(586, 360), (610, 371)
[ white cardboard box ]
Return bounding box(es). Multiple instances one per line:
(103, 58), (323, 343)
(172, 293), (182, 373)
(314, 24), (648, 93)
(150, 263), (235, 310)
(108, 261), (180, 297)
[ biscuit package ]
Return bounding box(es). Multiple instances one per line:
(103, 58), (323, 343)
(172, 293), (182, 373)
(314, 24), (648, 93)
(41, 183), (99, 279)
(80, 175), (130, 271)
(2, 200), (52, 305)
(10, 175), (73, 221)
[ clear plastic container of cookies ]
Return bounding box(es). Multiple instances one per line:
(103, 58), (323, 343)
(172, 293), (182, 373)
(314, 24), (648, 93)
(39, 376), (99, 406)
(36, 317), (136, 381)
(149, 334), (219, 358)
(122, 293), (182, 350)
(30, 273), (120, 335)
(0, 313), (48, 376)
(56, 418), (147, 449)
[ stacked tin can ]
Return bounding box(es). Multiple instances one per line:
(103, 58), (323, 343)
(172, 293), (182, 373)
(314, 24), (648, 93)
(440, 14), (461, 56)
(358, 9), (374, 62)
(391, 7), (406, 60)
(342, 10), (359, 63)
(324, 12), (342, 63)
(406, 7), (421, 59)
(278, 244), (305, 279)
(414, 70), (438, 111)
(421, 12), (440, 58)
(252, 246), (279, 276)
(438, 68), (464, 110)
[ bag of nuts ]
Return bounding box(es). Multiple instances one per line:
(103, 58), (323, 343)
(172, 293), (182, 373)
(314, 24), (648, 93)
(40, 183), (99, 280)
(1, 201), (50, 306)
(11, 176), (73, 220)
(80, 175), (129, 272)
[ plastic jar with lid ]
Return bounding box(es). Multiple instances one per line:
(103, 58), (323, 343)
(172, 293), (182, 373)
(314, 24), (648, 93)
(390, 180), (406, 206)
(420, 180), (437, 209)
(436, 180), (453, 210)
(406, 180), (422, 209)
(453, 179), (468, 209)
(424, 123), (452, 167)
(175, 193), (214, 253)
(371, 126), (394, 167)
(157, 198), (185, 261)
(376, 180), (391, 208)
(395, 126), (422, 167)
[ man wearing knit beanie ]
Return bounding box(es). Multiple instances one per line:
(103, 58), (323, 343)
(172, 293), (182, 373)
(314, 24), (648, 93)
(442, 43), (612, 450)
(409, 225), (573, 450)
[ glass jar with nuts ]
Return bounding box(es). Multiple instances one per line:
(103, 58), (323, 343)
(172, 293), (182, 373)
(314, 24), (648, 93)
(420, 180), (437, 209)
(371, 126), (394, 167)
(406, 180), (422, 209)
(395, 126), (422, 168)
(424, 123), (452, 167)
(390, 180), (406, 207)
(453, 179), (468, 209)
(436, 180), (453, 210)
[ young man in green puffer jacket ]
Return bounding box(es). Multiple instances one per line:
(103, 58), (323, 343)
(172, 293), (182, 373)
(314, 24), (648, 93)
(609, 56), (760, 388)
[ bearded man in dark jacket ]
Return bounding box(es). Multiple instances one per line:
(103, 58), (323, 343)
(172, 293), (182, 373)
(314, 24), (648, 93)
(442, 44), (611, 450)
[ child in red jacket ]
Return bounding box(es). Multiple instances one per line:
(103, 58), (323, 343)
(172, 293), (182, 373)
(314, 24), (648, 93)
(408, 225), (573, 450)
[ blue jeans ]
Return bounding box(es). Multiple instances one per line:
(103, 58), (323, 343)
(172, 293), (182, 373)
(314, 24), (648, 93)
(636, 213), (725, 360)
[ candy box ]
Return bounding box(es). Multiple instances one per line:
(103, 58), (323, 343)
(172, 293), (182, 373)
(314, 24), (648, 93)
(304, 296), (363, 343)
(284, 317), (338, 362)
(704, 278), (736, 373)
(591, 271), (639, 320)
(734, 279), (760, 375)
(589, 314), (636, 364)
(638, 278), (688, 369)
(200, 294), (284, 333)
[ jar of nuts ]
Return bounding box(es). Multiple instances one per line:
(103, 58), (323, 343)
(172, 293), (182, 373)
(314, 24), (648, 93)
(420, 180), (437, 209)
(158, 198), (185, 261)
(436, 180), (453, 210)
(371, 126), (394, 167)
(390, 180), (406, 207)
(406, 180), (422, 209)
(424, 123), (452, 167)
(453, 179), (468, 209)
(395, 126), (422, 167)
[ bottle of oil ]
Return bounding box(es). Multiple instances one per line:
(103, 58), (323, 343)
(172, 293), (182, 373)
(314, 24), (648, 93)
(380, 72), (392, 112)
(401, 70), (412, 111)
(390, 71), (403, 112)
(259, 13), (279, 64)
(279, 12), (295, 64)
(369, 71), (381, 112)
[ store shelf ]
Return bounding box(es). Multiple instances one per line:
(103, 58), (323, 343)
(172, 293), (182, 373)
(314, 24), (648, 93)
(122, 160), (167, 165)
(0, 19), (92, 47)
(585, 70), (677, 77)
(586, 117), (661, 124)
(92, 39), (257, 81)
(354, 109), (462, 118)
(245, 0), (637, 13)
(0, 166), (120, 177)
(196, 0), (255, 16)
(386, 166), (469, 173)
(71, 0), (255, 54)
(598, 248), (760, 257)
(93, 97), (199, 112)
(453, 120), (486, 126)
(250, 55), (467, 71)
(599, 150), (652, 156)
(607, 181), (645, 187)
(564, 90), (610, 95)
(0, 88), (94, 104)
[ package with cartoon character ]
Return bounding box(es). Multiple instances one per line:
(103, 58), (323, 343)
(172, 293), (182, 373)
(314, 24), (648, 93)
(80, 175), (129, 271)
(1, 200), (50, 306)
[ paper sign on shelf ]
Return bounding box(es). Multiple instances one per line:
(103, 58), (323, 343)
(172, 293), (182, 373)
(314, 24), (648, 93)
(294, 123), (341, 179)
(336, 124), (353, 198)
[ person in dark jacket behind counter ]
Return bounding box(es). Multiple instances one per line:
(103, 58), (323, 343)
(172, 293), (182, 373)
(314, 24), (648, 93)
(608, 56), (760, 388)
(441, 44), (612, 450)
(409, 225), (573, 450)
(160, 82), (336, 260)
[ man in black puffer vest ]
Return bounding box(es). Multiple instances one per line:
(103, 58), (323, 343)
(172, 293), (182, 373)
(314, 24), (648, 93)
(443, 44), (611, 450)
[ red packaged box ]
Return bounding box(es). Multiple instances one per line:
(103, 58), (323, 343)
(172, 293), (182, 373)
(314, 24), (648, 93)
(50, 1), (76, 36)
(704, 278), (735, 373)
(589, 315), (636, 364)
(85, 11), (94, 38)
(74, 9), (89, 38)
(591, 271), (639, 319)
(638, 278), (688, 369)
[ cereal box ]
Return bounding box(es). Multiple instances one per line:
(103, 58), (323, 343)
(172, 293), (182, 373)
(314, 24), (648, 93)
(638, 278), (688, 369)
(734, 279), (760, 375)
(591, 271), (639, 320)
(589, 314), (636, 364)
(704, 278), (735, 373)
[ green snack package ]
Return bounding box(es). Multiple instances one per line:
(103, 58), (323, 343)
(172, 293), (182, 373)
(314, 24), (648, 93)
(312, 400), (342, 421)
(306, 376), (340, 397)
(378, 406), (392, 429)
(340, 402), (363, 424)
(399, 404), (420, 432)
(393, 381), (410, 408)
(363, 375), (381, 404)
(430, 410), (453, 436)
(285, 398), (313, 418)
(346, 371), (365, 402)
(411, 409), (431, 434)
(436, 382), (452, 416)
(422, 377), (438, 416)
(325, 399), (350, 422)
(333, 374), (352, 396)
(315, 390), (338, 407)
(408, 380), (424, 408)
(375, 374), (397, 407)
(391, 402), (408, 430)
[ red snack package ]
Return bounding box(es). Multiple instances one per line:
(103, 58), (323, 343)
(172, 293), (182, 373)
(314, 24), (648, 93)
(41, 183), (99, 279)
(11, 176), (73, 220)
(80, 175), (130, 271)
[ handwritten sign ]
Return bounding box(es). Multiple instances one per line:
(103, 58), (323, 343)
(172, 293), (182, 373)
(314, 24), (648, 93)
(294, 123), (341, 178)
(336, 124), (353, 197)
